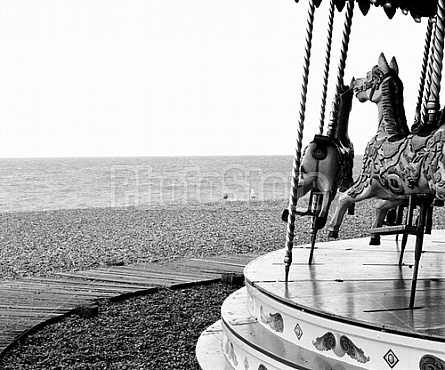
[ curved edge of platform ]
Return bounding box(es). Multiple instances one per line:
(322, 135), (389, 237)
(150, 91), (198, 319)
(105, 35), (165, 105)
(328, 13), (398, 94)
(205, 287), (368, 370)
(242, 236), (445, 369)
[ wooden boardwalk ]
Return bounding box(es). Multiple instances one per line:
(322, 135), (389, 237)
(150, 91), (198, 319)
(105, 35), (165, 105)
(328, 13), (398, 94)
(0, 254), (258, 357)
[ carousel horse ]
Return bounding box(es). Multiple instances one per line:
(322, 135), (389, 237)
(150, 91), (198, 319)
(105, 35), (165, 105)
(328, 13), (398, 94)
(328, 53), (445, 240)
(283, 81), (354, 230)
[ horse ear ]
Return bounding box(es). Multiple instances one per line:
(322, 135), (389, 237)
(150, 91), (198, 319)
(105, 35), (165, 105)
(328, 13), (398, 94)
(378, 53), (390, 74)
(390, 57), (399, 75)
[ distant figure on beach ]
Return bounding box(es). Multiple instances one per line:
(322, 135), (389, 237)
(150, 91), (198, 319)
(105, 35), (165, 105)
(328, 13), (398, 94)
(250, 188), (255, 199)
(223, 193), (228, 200)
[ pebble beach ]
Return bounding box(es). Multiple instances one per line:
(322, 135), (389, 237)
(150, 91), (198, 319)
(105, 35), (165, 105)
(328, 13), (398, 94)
(1, 200), (296, 281)
(0, 198), (386, 281)
(1, 199), (445, 369)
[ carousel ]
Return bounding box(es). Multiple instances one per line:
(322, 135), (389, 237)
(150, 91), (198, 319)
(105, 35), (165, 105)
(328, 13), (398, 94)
(196, 0), (445, 369)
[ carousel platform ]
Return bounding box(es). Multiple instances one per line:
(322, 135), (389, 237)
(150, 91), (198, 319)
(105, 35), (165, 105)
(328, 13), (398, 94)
(196, 230), (445, 370)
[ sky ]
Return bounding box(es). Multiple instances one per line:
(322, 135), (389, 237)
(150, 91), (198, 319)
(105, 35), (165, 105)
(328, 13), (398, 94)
(0, 0), (431, 158)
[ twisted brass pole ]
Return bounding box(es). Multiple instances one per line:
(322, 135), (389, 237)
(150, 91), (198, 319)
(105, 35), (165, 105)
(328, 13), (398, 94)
(421, 20), (436, 123)
(284, 0), (316, 282)
(318, 0), (336, 135)
(427, 0), (445, 124)
(330, 0), (355, 129)
(416, 17), (434, 123)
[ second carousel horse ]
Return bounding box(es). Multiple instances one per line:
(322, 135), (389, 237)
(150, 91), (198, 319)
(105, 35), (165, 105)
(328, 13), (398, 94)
(328, 53), (445, 239)
(284, 81), (354, 231)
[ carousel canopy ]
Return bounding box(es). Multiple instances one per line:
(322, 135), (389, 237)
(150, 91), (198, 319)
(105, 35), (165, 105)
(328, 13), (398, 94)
(295, 0), (438, 20)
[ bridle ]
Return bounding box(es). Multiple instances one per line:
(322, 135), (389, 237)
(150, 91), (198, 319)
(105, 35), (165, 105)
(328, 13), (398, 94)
(355, 66), (391, 100)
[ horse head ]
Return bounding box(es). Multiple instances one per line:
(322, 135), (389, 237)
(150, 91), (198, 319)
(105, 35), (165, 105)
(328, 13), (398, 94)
(352, 53), (409, 140)
(352, 53), (399, 104)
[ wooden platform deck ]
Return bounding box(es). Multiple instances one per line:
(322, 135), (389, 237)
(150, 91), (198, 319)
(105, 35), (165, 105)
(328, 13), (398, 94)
(0, 254), (258, 357)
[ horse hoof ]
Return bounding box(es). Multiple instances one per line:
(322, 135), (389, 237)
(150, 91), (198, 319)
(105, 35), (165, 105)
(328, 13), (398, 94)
(347, 204), (355, 215)
(281, 209), (289, 222)
(314, 217), (327, 229)
(369, 236), (381, 246)
(328, 230), (338, 238)
(434, 199), (445, 207)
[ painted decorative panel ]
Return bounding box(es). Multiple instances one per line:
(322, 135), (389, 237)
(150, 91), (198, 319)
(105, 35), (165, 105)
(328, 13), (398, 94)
(340, 335), (370, 364)
(313, 332), (336, 351)
(259, 305), (284, 333)
(244, 356), (249, 370)
(294, 323), (303, 340)
(224, 337), (239, 367)
(313, 332), (370, 364)
(383, 349), (399, 368)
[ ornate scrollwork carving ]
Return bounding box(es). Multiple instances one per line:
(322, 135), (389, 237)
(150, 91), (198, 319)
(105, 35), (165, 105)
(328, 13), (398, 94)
(339, 336), (370, 364)
(259, 306), (284, 333)
(313, 332), (336, 352)
(420, 354), (445, 369)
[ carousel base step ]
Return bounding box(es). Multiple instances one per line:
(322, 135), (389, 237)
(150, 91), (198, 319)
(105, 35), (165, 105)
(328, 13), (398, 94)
(197, 287), (367, 370)
(196, 321), (233, 370)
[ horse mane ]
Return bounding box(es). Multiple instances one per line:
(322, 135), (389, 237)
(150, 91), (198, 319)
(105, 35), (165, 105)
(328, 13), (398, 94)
(380, 71), (409, 138)
(330, 84), (353, 147)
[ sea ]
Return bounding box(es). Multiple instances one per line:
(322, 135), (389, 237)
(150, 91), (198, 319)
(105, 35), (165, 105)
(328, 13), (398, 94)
(0, 156), (296, 213)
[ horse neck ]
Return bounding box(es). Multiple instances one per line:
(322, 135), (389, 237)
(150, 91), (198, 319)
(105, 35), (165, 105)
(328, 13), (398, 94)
(376, 78), (409, 138)
(329, 89), (352, 147)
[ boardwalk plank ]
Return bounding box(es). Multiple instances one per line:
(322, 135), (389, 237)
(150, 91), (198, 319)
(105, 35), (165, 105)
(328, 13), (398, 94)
(18, 280), (141, 292)
(110, 266), (220, 280)
(0, 284), (126, 296)
(91, 268), (219, 282)
(54, 272), (163, 287)
(0, 298), (96, 308)
(19, 276), (154, 290)
(0, 289), (122, 301)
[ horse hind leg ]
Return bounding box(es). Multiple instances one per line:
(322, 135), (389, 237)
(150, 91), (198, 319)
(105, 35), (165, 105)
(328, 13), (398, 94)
(370, 199), (406, 245)
(314, 188), (336, 229)
(328, 185), (377, 238)
(327, 192), (355, 238)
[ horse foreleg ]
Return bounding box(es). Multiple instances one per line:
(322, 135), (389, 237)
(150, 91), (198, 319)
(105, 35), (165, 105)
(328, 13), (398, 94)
(281, 176), (315, 222)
